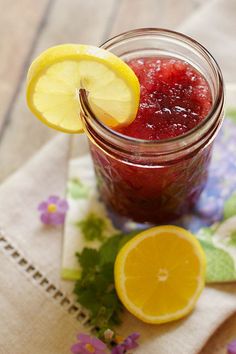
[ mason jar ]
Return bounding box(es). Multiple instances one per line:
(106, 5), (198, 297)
(80, 28), (224, 224)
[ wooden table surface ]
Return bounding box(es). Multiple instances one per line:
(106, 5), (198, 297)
(1, 1), (234, 353)
(0, 0), (203, 182)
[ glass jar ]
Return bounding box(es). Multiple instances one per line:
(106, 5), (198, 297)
(80, 28), (224, 224)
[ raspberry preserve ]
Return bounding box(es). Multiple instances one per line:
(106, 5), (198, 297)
(117, 57), (212, 140)
(80, 29), (224, 224)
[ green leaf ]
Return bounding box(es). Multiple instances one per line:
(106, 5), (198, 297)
(73, 230), (139, 331)
(77, 213), (107, 242)
(94, 274), (112, 294)
(99, 231), (139, 266)
(67, 178), (89, 199)
(200, 241), (236, 282)
(224, 193), (236, 220)
(76, 248), (100, 269)
(99, 235), (121, 265)
(99, 263), (114, 283)
(75, 287), (100, 314)
(118, 230), (140, 250)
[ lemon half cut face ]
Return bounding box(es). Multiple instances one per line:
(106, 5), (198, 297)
(115, 225), (206, 324)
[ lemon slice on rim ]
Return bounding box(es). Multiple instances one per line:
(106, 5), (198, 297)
(115, 225), (206, 324)
(26, 44), (140, 133)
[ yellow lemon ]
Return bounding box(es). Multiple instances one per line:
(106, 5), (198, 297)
(26, 44), (140, 133)
(115, 225), (206, 324)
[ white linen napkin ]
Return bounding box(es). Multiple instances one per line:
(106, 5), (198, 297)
(0, 119), (235, 354)
(0, 135), (89, 354)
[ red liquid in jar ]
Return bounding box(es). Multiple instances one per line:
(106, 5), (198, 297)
(90, 57), (213, 223)
(117, 57), (212, 139)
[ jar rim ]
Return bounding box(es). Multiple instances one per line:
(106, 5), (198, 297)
(80, 28), (224, 147)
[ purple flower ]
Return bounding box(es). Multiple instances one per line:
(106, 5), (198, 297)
(111, 345), (125, 354)
(38, 195), (69, 226)
(228, 340), (236, 354)
(123, 333), (139, 350)
(71, 333), (107, 354)
(112, 333), (140, 354)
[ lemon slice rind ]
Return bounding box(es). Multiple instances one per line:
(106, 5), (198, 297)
(26, 44), (140, 133)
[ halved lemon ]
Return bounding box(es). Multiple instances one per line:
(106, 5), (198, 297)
(26, 44), (140, 133)
(115, 225), (206, 324)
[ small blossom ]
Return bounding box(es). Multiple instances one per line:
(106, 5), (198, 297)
(104, 329), (114, 341)
(112, 333), (140, 354)
(38, 195), (69, 226)
(228, 340), (236, 354)
(71, 333), (107, 354)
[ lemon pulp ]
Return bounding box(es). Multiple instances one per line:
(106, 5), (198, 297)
(26, 44), (140, 133)
(115, 225), (206, 324)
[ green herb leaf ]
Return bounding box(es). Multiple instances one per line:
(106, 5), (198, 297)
(99, 234), (121, 265)
(76, 248), (100, 269)
(99, 231), (139, 266)
(118, 230), (139, 250)
(77, 213), (107, 242)
(74, 230), (138, 332)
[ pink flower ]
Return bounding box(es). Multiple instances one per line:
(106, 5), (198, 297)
(71, 333), (107, 354)
(228, 340), (236, 354)
(38, 195), (69, 226)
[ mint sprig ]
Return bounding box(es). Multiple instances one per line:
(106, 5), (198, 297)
(76, 213), (107, 242)
(74, 231), (138, 333)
